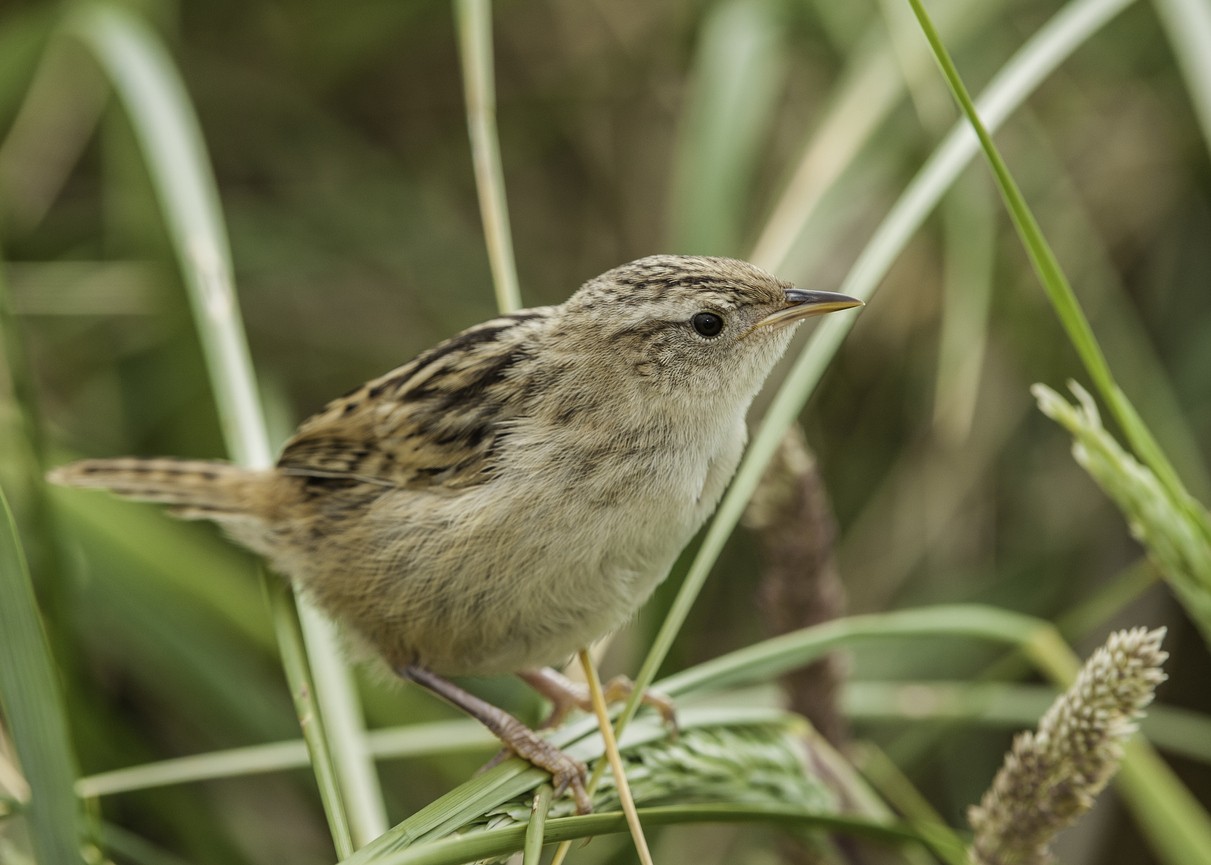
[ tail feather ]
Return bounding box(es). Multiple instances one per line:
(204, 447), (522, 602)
(47, 457), (260, 520)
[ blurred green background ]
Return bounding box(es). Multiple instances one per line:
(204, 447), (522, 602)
(1, 0), (1209, 862)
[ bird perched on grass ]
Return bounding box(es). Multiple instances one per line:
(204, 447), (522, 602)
(50, 254), (862, 811)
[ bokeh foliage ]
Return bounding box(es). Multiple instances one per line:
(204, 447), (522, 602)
(2, 0), (1210, 863)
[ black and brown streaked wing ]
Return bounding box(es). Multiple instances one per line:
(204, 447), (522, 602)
(276, 309), (551, 490)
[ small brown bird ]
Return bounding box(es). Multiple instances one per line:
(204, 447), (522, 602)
(49, 254), (862, 811)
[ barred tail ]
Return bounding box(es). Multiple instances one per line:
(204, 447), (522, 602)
(47, 457), (261, 520)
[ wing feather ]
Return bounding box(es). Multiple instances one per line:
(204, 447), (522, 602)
(277, 309), (550, 490)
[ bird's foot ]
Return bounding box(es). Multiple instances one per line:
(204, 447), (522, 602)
(519, 667), (678, 734)
(400, 665), (592, 813)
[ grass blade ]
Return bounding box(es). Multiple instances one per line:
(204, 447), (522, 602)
(670, 0), (787, 255)
(625, 0), (1136, 742)
(1151, 0), (1211, 159)
(454, 0), (521, 314)
(0, 484), (85, 864)
(903, 0), (1203, 537)
(62, 2), (385, 849)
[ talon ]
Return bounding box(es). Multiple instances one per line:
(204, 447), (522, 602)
(548, 755), (592, 814)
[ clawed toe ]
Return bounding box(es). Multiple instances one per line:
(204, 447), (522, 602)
(519, 667), (679, 733)
(546, 750), (592, 814)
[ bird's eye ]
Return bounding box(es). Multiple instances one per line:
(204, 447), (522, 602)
(691, 311), (724, 337)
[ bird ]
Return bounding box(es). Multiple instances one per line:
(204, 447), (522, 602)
(48, 254), (862, 811)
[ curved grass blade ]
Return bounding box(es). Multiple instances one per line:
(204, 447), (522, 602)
(0, 484), (85, 864)
(361, 806), (950, 865)
(61, 2), (385, 850)
(454, 0), (521, 314)
(624, 0), (1138, 746)
(844, 680), (1211, 765)
(670, 0), (787, 255)
(1151, 0), (1211, 160)
(903, 0), (1206, 540)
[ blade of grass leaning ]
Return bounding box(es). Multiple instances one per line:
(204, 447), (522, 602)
(659, 605), (1211, 864)
(669, 0), (787, 255)
(348, 606), (1101, 858)
(843, 681), (1211, 764)
(454, 0), (521, 314)
(932, 175), (996, 444)
(622, 0), (1137, 742)
(750, 0), (1000, 270)
(579, 648), (653, 865)
(1150, 0), (1211, 160)
(78, 718), (494, 798)
(0, 484), (85, 864)
(521, 785), (553, 865)
(62, 1), (385, 850)
(360, 807), (943, 865)
(345, 605), (1203, 861)
(903, 0), (1207, 543)
(351, 703), (952, 864)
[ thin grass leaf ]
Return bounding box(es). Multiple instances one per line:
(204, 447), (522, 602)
(844, 680), (1211, 765)
(1151, 0), (1211, 160)
(354, 607), (1048, 861)
(904, 0), (1208, 543)
(933, 175), (996, 444)
(750, 0), (1002, 272)
(358, 806), (947, 865)
(670, 0), (787, 255)
(1117, 740), (1211, 865)
(454, 0), (521, 314)
(62, 1), (385, 849)
(521, 785), (552, 865)
(657, 604), (1211, 862)
(348, 708), (954, 864)
(77, 719), (494, 798)
(578, 649), (653, 865)
(0, 484), (85, 864)
(622, 0), (1138, 749)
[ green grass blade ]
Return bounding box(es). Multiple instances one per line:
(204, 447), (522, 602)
(267, 581), (356, 855)
(358, 807), (946, 865)
(521, 785), (552, 865)
(1118, 741), (1211, 865)
(77, 719), (494, 798)
(329, 606), (1201, 861)
(64, 4), (268, 468)
(627, 0), (1137, 739)
(61, 2), (385, 850)
(903, 0), (1202, 535)
(1151, 0), (1211, 159)
(844, 681), (1211, 765)
(0, 484), (85, 864)
(670, 0), (787, 255)
(454, 0), (521, 313)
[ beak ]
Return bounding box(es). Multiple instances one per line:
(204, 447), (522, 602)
(754, 288), (864, 330)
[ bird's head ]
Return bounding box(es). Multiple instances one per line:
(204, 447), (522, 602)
(557, 255), (862, 406)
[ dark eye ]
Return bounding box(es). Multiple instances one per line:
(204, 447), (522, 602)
(691, 311), (724, 337)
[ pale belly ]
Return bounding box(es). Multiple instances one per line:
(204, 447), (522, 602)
(284, 420), (746, 675)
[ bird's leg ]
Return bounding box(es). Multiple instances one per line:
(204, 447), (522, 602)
(518, 667), (678, 734)
(399, 665), (592, 814)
